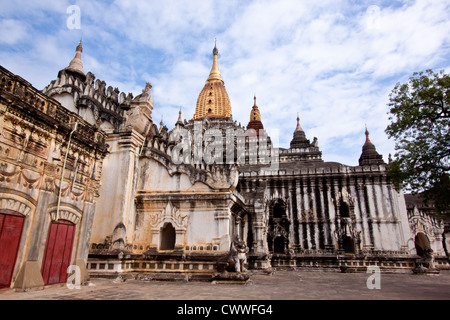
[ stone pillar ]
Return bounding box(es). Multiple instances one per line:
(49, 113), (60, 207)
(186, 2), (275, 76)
(310, 177), (319, 250)
(302, 179), (312, 249)
(215, 207), (231, 251)
(318, 181), (329, 248)
(356, 177), (372, 250)
(253, 197), (266, 253)
(175, 229), (186, 252)
(91, 129), (144, 247)
(365, 179), (382, 250)
(295, 180), (304, 250)
(324, 179), (335, 251)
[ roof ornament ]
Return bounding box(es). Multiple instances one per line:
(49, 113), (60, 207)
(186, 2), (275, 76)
(213, 38), (218, 55)
(65, 40), (85, 76)
(295, 112), (303, 132)
(364, 124), (372, 144)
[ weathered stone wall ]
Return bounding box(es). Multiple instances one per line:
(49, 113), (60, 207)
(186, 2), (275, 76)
(239, 163), (414, 257)
(0, 66), (108, 289)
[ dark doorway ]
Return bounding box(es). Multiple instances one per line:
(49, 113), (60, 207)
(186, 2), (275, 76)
(274, 236), (285, 253)
(273, 202), (284, 219)
(415, 232), (431, 257)
(160, 223), (176, 250)
(342, 236), (355, 254)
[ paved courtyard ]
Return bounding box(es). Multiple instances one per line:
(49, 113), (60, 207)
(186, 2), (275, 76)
(1, 270), (449, 301)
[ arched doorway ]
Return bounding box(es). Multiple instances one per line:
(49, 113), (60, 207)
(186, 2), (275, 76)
(342, 236), (355, 254)
(0, 211), (25, 288)
(41, 220), (76, 285)
(273, 236), (286, 254)
(267, 200), (290, 254)
(415, 232), (431, 257)
(160, 223), (176, 250)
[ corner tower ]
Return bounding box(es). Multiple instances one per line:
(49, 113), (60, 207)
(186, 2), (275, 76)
(193, 43), (232, 119)
(246, 96), (264, 131)
(358, 127), (384, 166)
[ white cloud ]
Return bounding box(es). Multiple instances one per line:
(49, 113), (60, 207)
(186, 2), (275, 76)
(0, 19), (28, 45)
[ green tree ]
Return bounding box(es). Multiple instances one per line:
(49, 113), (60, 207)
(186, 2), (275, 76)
(386, 69), (450, 212)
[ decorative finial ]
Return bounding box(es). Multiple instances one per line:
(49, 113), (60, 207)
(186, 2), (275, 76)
(213, 38), (219, 56)
(65, 40), (85, 76)
(295, 112), (303, 132)
(178, 107), (182, 122)
(76, 40), (83, 52)
(365, 125), (372, 144)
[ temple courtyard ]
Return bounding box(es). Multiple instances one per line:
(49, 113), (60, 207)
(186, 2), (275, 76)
(1, 270), (449, 300)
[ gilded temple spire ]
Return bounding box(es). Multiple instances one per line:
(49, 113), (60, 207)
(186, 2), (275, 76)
(207, 39), (223, 84)
(193, 41), (232, 119)
(250, 95), (262, 122)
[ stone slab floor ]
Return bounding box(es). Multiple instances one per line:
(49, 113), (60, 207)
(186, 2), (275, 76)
(1, 270), (449, 301)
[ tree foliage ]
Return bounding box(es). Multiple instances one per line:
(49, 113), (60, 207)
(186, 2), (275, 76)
(386, 69), (450, 212)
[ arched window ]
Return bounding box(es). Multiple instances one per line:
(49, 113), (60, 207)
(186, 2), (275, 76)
(273, 202), (284, 219)
(340, 202), (350, 218)
(160, 223), (176, 251)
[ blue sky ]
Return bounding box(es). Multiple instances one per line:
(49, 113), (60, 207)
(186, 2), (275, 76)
(1, 0), (449, 166)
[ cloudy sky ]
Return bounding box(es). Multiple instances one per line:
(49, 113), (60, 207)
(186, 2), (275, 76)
(1, 0), (449, 165)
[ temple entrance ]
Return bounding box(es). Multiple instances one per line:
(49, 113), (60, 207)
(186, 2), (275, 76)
(160, 223), (176, 250)
(342, 236), (355, 254)
(41, 220), (76, 285)
(415, 232), (431, 257)
(267, 199), (290, 254)
(0, 211), (25, 288)
(273, 236), (286, 254)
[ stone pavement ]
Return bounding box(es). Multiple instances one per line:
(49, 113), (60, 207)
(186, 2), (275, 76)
(1, 270), (449, 301)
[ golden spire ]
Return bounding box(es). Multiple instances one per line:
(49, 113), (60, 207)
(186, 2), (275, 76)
(250, 95), (262, 122)
(206, 39), (223, 84)
(193, 41), (232, 120)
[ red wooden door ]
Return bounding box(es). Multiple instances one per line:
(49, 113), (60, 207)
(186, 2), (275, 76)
(41, 220), (75, 285)
(0, 212), (25, 288)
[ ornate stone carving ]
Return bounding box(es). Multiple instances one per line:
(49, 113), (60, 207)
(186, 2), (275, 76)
(0, 196), (33, 216)
(150, 201), (189, 230)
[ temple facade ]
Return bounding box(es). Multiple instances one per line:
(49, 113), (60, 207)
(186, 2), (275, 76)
(0, 42), (448, 289)
(0, 64), (108, 289)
